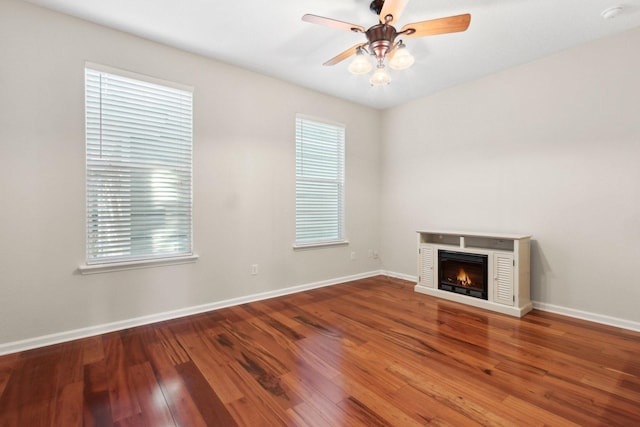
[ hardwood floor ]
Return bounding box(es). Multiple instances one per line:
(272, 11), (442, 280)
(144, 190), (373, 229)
(1, 275), (639, 426)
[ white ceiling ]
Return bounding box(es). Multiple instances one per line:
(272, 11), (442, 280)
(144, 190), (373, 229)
(22, 0), (640, 109)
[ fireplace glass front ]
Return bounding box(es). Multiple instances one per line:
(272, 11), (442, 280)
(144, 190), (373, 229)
(438, 250), (488, 300)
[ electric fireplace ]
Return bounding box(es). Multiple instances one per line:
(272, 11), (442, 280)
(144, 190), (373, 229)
(438, 250), (488, 300)
(416, 231), (532, 317)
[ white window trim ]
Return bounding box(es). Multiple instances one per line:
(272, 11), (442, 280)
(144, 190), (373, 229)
(83, 63), (195, 270)
(292, 240), (350, 250)
(85, 62), (194, 92)
(77, 255), (199, 275)
(294, 114), (347, 247)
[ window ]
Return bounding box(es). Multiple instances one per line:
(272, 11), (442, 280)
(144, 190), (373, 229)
(85, 65), (193, 265)
(295, 114), (345, 246)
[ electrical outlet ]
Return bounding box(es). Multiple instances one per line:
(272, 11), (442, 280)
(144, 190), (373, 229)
(350, 251), (357, 260)
(251, 264), (258, 275)
(368, 249), (373, 258)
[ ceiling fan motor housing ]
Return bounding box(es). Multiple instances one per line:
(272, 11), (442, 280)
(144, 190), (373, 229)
(366, 24), (398, 61)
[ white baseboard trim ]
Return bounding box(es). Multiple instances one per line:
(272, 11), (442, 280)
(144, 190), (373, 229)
(382, 270), (418, 282)
(0, 270), (384, 356)
(5, 270), (635, 356)
(532, 301), (640, 332)
(383, 270), (640, 332)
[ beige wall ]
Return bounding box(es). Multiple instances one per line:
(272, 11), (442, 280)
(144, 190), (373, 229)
(380, 26), (640, 324)
(0, 1), (382, 347)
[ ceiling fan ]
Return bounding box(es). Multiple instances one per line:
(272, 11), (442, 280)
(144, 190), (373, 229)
(302, 0), (471, 86)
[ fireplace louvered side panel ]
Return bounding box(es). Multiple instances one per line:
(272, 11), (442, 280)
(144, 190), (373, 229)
(418, 245), (434, 288)
(494, 253), (514, 306)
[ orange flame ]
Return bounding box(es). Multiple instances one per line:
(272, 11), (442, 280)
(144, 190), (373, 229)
(457, 268), (472, 287)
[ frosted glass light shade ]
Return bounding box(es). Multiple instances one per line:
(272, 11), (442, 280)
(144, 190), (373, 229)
(389, 45), (415, 70)
(369, 65), (391, 86)
(348, 51), (372, 75)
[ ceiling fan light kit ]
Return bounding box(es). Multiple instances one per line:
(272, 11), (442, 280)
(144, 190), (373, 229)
(348, 48), (373, 75)
(302, 0), (470, 87)
(388, 41), (415, 70)
(370, 65), (392, 86)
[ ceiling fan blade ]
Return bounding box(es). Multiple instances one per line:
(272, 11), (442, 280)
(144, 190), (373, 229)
(379, 0), (410, 25)
(302, 14), (365, 33)
(323, 43), (367, 66)
(400, 14), (471, 38)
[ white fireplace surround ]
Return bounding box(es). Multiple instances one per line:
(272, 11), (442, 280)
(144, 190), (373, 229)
(416, 230), (532, 317)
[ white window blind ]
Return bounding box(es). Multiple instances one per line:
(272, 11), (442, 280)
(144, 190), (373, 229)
(85, 67), (193, 264)
(295, 115), (345, 245)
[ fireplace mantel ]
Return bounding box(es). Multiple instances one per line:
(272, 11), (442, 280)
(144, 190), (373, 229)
(416, 230), (532, 317)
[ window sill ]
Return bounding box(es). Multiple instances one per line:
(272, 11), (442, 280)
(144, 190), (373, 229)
(292, 240), (349, 250)
(77, 255), (199, 275)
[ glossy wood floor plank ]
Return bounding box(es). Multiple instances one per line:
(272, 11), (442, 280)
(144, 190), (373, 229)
(0, 275), (639, 426)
